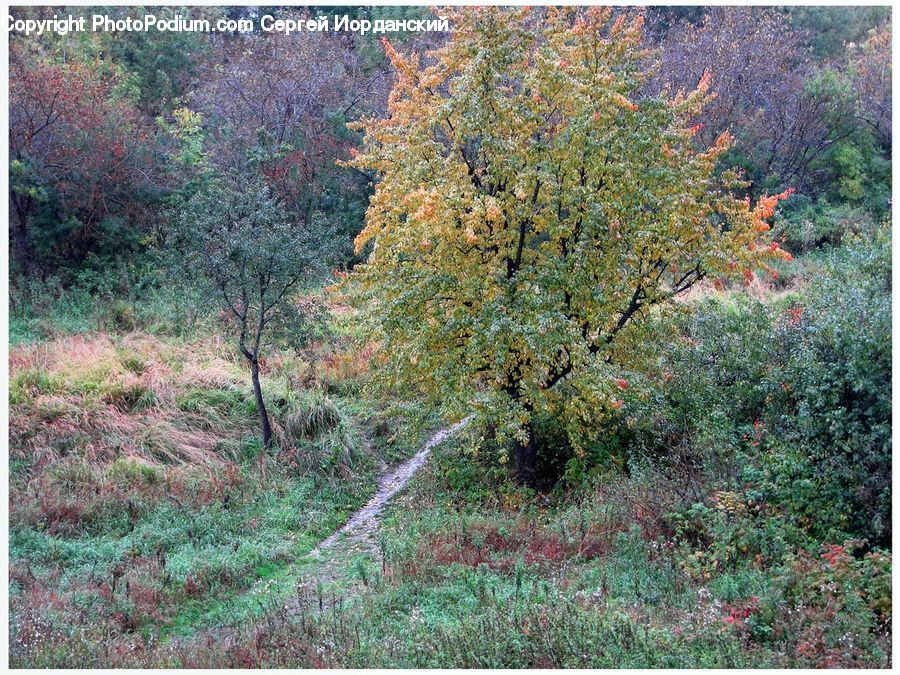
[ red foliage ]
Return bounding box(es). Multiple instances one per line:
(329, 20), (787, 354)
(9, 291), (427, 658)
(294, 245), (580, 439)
(9, 43), (158, 268)
(230, 646), (257, 668)
(820, 544), (848, 567)
(722, 595), (759, 626)
(416, 520), (613, 577)
(524, 532), (568, 564)
(183, 574), (204, 598)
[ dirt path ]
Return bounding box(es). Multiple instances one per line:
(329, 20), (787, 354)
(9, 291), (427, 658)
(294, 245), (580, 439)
(308, 416), (472, 560)
(279, 417), (472, 613)
(170, 417), (472, 650)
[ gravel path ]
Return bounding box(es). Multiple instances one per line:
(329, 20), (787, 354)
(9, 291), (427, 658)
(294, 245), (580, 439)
(273, 416), (473, 617)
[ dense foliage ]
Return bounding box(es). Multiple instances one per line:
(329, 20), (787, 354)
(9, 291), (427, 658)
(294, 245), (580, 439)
(7, 5), (893, 669)
(8, 6), (891, 281)
(622, 222), (891, 545)
(348, 7), (793, 484)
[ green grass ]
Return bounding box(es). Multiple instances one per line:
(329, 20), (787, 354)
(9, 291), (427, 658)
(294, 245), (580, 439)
(194, 434), (883, 668)
(8, 324), (433, 666)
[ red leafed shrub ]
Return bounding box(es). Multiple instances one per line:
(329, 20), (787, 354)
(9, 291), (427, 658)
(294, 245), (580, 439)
(127, 581), (166, 624)
(35, 493), (90, 534)
(229, 646), (257, 668)
(525, 533), (568, 564)
(416, 520), (603, 576)
(9, 43), (157, 274)
(721, 595), (760, 634)
(768, 540), (892, 667)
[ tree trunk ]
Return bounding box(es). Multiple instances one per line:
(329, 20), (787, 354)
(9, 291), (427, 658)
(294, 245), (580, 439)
(250, 359), (273, 449)
(514, 420), (538, 487)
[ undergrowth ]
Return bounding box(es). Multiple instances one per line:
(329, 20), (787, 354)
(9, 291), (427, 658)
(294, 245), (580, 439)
(8, 229), (892, 668)
(8, 324), (430, 665)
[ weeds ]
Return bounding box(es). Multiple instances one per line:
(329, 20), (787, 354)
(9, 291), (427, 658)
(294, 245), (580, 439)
(8, 329), (400, 666)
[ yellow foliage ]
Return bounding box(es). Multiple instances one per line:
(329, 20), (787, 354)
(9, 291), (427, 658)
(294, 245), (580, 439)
(343, 8), (788, 447)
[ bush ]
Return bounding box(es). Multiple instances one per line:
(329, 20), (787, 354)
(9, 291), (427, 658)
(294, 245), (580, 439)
(616, 294), (774, 488)
(772, 196), (876, 253)
(613, 221), (890, 548)
(768, 540), (891, 667)
(759, 223), (891, 545)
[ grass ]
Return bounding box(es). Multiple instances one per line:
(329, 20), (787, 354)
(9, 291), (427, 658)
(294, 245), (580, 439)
(7, 324), (434, 666)
(158, 435), (881, 668)
(9, 268), (218, 345)
(13, 410), (888, 667)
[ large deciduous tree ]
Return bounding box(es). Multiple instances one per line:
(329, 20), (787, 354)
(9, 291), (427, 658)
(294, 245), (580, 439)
(347, 7), (791, 485)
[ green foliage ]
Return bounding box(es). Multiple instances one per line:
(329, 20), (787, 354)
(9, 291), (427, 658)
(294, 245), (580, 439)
(794, 66), (891, 216)
(6, 7), (894, 669)
(667, 496), (808, 580)
(624, 294), (775, 466)
(170, 176), (328, 357)
(760, 224), (891, 545)
(96, 7), (209, 114)
(10, 262), (216, 343)
(772, 195), (877, 253)
(787, 6), (892, 59)
(618, 222), (890, 547)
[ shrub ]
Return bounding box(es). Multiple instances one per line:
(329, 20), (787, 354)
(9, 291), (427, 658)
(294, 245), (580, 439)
(772, 196), (876, 253)
(611, 221), (890, 547)
(668, 495), (808, 580)
(615, 293), (774, 488)
(766, 540), (891, 667)
(760, 223), (891, 545)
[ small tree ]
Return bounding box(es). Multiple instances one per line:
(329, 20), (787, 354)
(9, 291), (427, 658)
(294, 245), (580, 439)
(347, 7), (792, 485)
(173, 177), (323, 449)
